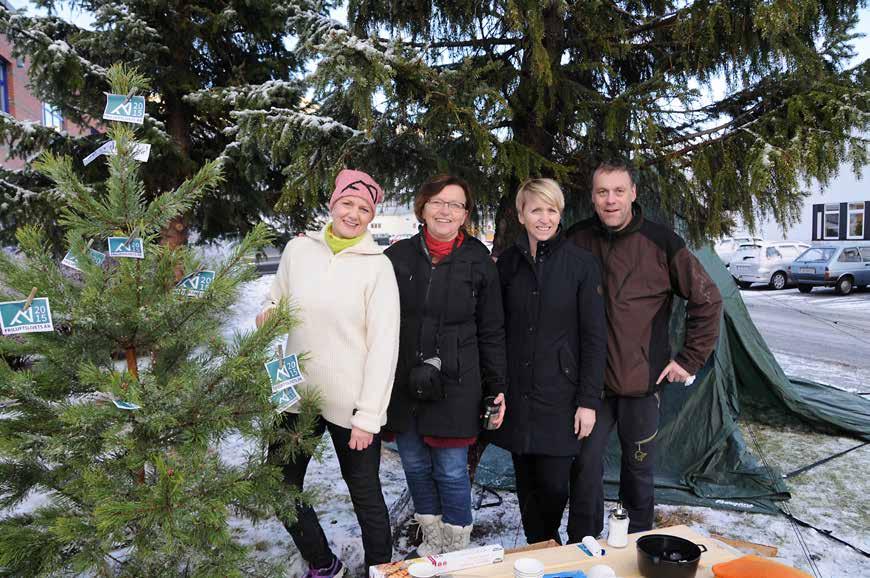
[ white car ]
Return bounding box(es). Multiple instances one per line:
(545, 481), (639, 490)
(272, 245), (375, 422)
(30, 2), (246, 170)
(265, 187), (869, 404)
(729, 241), (811, 289)
(715, 236), (763, 268)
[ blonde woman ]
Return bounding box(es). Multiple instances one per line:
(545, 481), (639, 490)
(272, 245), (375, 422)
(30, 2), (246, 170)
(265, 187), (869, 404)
(488, 178), (606, 544)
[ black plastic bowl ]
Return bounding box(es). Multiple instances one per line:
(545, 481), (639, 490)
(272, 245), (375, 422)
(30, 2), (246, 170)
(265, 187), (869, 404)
(636, 534), (708, 578)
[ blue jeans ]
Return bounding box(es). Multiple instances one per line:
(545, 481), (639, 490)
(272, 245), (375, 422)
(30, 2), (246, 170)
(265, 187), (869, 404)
(395, 420), (473, 526)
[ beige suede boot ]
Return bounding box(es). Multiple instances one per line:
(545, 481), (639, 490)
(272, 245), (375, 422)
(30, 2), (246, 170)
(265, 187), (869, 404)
(413, 513), (444, 557)
(441, 521), (473, 552)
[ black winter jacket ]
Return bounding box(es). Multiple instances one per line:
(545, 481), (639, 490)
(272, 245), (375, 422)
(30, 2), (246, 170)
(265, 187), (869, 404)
(487, 230), (607, 456)
(384, 233), (506, 437)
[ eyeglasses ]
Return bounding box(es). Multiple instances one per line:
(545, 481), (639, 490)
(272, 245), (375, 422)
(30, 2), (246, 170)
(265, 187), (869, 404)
(427, 199), (467, 213)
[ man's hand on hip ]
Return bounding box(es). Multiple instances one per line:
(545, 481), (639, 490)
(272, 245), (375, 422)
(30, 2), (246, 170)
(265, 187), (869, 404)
(656, 360), (690, 384)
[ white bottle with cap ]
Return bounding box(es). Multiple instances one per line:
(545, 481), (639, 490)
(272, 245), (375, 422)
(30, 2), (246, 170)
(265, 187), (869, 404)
(606, 502), (630, 548)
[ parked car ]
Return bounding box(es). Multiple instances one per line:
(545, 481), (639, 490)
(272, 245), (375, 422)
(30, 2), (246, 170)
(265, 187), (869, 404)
(729, 241), (811, 289)
(715, 236), (763, 268)
(788, 245), (870, 295)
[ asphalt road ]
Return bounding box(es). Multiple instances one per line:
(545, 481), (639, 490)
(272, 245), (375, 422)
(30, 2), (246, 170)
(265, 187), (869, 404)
(739, 284), (870, 390)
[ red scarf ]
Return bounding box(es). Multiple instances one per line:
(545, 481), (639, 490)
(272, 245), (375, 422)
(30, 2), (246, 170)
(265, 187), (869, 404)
(424, 227), (464, 263)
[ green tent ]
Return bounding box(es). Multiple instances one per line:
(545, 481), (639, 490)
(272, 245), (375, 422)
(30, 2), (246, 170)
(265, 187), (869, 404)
(475, 247), (870, 513)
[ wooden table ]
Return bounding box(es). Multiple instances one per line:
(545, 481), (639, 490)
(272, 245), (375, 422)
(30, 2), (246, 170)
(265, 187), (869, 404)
(451, 525), (741, 578)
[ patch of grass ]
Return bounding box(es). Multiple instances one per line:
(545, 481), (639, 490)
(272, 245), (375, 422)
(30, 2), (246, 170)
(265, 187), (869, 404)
(254, 540), (270, 552)
(655, 506), (705, 527)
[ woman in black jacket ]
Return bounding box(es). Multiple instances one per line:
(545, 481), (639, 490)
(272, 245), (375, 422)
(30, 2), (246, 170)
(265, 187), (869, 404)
(488, 178), (607, 544)
(384, 175), (506, 555)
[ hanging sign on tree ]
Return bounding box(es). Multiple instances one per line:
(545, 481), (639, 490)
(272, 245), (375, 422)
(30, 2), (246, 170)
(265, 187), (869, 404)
(62, 247), (107, 271)
(83, 140), (151, 166)
(112, 399), (141, 411)
(175, 270), (215, 298)
(0, 296), (54, 335)
(102, 93), (146, 124)
(265, 353), (304, 392)
(108, 237), (145, 258)
(270, 385), (300, 413)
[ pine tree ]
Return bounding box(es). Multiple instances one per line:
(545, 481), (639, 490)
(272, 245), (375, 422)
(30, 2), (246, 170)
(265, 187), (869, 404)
(233, 0), (869, 249)
(0, 65), (321, 577)
(0, 1), (323, 247)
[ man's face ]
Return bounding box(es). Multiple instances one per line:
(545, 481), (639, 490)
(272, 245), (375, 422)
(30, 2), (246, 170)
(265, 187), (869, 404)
(591, 169), (637, 231)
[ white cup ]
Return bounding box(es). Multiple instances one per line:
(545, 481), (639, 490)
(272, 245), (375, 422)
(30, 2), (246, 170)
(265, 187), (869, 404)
(513, 557), (545, 578)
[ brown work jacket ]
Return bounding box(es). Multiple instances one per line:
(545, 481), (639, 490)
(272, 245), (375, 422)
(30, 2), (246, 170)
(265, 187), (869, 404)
(567, 205), (723, 397)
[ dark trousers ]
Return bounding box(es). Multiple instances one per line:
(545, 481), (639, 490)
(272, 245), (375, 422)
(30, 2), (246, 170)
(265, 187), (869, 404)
(269, 413), (392, 569)
(567, 394), (659, 542)
(512, 453), (573, 545)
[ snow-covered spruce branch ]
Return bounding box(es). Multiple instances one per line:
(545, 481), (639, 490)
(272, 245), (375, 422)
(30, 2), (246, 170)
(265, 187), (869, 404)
(91, 3), (162, 43)
(183, 80), (304, 109)
(230, 108), (363, 137)
(314, 28), (426, 69)
(0, 178), (39, 208)
(0, 8), (107, 79)
(290, 7), (346, 44)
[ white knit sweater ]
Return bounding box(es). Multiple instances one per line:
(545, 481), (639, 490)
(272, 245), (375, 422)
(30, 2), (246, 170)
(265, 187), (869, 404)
(265, 228), (400, 433)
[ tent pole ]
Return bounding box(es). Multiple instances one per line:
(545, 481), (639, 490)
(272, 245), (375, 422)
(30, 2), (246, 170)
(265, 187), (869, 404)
(782, 441), (870, 480)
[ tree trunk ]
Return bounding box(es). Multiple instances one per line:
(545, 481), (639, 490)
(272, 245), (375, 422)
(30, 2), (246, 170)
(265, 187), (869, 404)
(493, 4), (565, 252)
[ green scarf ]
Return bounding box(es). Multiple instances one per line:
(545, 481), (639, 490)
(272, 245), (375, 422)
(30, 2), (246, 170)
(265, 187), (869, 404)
(324, 222), (365, 254)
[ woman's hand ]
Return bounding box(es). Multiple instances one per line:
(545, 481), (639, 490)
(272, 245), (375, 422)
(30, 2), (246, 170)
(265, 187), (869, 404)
(491, 393), (507, 429)
(255, 308), (273, 328)
(574, 407), (596, 439)
(349, 426), (374, 451)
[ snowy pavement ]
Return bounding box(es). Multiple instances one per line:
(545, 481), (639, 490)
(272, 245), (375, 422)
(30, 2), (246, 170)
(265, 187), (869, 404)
(740, 286), (870, 393)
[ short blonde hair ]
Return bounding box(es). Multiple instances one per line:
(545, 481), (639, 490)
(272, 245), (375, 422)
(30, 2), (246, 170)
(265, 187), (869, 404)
(515, 178), (565, 214)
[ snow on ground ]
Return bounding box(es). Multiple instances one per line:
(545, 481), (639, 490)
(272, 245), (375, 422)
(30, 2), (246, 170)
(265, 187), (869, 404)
(225, 276), (869, 577)
(774, 350), (870, 393)
(2, 273), (866, 577)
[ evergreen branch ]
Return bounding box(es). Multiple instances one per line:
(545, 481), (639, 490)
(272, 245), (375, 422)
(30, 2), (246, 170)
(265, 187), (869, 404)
(142, 159), (225, 233)
(412, 38), (521, 49)
(0, 6), (107, 78)
(231, 108), (363, 137)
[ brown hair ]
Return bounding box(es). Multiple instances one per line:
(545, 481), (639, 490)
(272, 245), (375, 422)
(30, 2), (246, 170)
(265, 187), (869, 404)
(413, 174), (474, 223)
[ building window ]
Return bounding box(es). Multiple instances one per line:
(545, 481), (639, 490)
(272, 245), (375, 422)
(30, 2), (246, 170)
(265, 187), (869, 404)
(0, 59), (8, 113)
(847, 202), (864, 239)
(42, 103), (64, 130)
(823, 203), (840, 240)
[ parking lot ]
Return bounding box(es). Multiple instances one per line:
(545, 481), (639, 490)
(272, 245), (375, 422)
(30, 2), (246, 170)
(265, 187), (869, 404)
(739, 285), (870, 392)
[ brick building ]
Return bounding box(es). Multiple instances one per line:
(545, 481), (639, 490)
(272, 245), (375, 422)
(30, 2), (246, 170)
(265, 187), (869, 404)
(0, 0), (92, 170)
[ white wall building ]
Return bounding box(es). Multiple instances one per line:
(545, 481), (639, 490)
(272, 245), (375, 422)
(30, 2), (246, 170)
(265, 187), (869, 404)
(368, 203), (419, 239)
(730, 164), (867, 243)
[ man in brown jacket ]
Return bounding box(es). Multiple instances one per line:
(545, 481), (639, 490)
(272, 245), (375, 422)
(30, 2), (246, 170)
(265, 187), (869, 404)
(566, 159), (723, 541)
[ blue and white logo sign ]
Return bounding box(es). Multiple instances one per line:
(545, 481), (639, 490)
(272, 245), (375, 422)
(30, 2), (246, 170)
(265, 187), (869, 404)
(265, 353), (304, 392)
(83, 140), (151, 166)
(175, 270), (215, 297)
(112, 399), (141, 411)
(0, 298), (54, 335)
(108, 237), (145, 259)
(102, 94), (146, 124)
(62, 248), (107, 271)
(270, 384), (300, 412)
